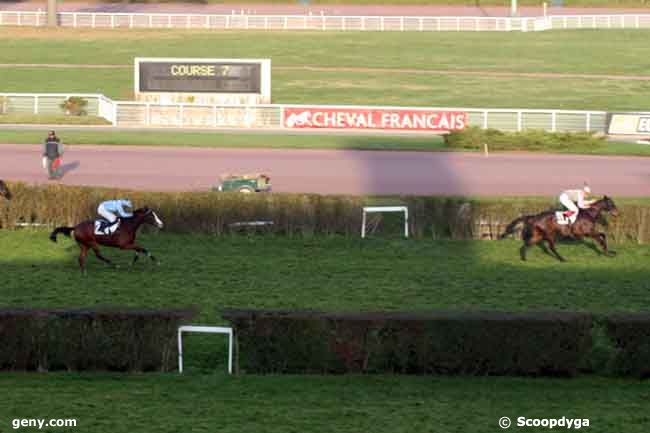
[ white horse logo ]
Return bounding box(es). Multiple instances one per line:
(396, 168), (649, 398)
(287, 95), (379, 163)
(286, 111), (312, 127)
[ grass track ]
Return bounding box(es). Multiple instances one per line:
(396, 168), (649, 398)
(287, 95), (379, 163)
(4, 29), (650, 110)
(2, 230), (650, 318)
(1, 230), (650, 432)
(1, 373), (648, 433)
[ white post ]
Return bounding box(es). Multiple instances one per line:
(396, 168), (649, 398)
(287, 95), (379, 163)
(517, 111), (523, 131)
(380, 16), (384, 31)
(342, 17), (346, 31)
(36, 11), (40, 26)
(483, 111), (489, 129)
(205, 15), (209, 29)
(130, 14), (133, 28)
(34, 95), (38, 114)
(227, 328), (233, 374)
(551, 111), (557, 132)
(149, 14), (152, 28)
(284, 16), (287, 30)
(543, 2), (547, 17)
(456, 17), (460, 31)
(404, 208), (409, 238)
(361, 209), (367, 238)
(361, 16), (365, 31)
(322, 14), (325, 31)
(177, 328), (184, 373)
(437, 17), (441, 31)
(586, 113), (591, 132)
(226, 15), (230, 29)
(111, 14), (115, 28)
(92, 13), (96, 28)
(18, 11), (21, 26)
(636, 15), (639, 29)
(73, 12), (77, 27)
(400, 16), (404, 31)
(419, 17), (423, 31)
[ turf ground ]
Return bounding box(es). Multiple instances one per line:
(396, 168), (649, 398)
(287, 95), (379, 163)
(1, 230), (649, 432)
(3, 28), (650, 110)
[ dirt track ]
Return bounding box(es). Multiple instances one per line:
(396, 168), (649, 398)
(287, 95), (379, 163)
(2, 2), (649, 17)
(1, 144), (648, 197)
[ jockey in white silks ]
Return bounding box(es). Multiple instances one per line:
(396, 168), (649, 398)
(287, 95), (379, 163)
(559, 185), (596, 221)
(97, 199), (133, 232)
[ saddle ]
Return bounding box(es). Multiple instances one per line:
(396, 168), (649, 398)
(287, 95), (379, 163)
(94, 219), (121, 236)
(555, 210), (578, 225)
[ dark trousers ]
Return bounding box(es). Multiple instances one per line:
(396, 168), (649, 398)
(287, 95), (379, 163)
(46, 157), (61, 179)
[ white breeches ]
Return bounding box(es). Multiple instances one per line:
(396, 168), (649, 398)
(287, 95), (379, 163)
(559, 193), (579, 213)
(97, 204), (117, 223)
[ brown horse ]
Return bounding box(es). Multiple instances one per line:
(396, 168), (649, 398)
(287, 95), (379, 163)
(0, 180), (12, 200)
(49, 207), (164, 273)
(499, 196), (619, 262)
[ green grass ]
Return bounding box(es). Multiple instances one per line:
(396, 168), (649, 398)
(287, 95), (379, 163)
(3, 129), (650, 156)
(0, 114), (110, 125)
(2, 230), (650, 318)
(3, 29), (650, 110)
(2, 230), (650, 432)
(0, 129), (447, 151)
(1, 373), (648, 433)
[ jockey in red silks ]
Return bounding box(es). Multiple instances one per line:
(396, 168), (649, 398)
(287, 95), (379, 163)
(559, 184), (596, 221)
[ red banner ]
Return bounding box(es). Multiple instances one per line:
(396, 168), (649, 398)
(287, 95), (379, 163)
(284, 107), (467, 132)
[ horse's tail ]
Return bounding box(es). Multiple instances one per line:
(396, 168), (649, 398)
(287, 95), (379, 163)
(498, 215), (531, 239)
(50, 226), (74, 242)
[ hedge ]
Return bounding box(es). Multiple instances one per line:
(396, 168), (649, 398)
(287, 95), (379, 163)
(223, 310), (593, 376)
(605, 314), (650, 378)
(0, 308), (195, 372)
(3, 182), (648, 242)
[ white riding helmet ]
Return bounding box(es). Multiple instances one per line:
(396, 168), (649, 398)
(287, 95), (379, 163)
(583, 185), (591, 194)
(123, 199), (133, 208)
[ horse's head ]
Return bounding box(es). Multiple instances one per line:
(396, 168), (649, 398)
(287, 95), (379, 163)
(595, 195), (619, 217)
(133, 207), (164, 229)
(0, 180), (12, 200)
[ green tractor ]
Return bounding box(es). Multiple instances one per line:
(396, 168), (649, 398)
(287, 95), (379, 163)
(212, 173), (272, 193)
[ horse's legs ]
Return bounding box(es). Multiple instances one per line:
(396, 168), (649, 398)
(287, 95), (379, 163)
(592, 231), (616, 256)
(122, 244), (158, 265)
(520, 226), (543, 261)
(78, 244), (89, 274)
(90, 244), (115, 267)
(544, 234), (566, 262)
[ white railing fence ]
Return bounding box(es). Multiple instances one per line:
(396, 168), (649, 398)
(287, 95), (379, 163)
(0, 92), (608, 133)
(2, 11), (650, 32)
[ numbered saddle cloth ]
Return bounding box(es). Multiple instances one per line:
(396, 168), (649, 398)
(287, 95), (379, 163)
(555, 211), (578, 225)
(94, 219), (120, 236)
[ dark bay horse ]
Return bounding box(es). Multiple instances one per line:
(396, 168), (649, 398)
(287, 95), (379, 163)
(499, 196), (619, 262)
(49, 207), (164, 273)
(0, 180), (12, 200)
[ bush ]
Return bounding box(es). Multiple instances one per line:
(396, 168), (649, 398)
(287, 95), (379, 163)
(605, 314), (650, 378)
(223, 309), (593, 376)
(0, 308), (195, 372)
(3, 182), (648, 243)
(60, 96), (88, 116)
(444, 127), (605, 152)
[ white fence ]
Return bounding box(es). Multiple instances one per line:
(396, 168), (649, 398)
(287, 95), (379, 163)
(0, 93), (608, 133)
(2, 11), (650, 32)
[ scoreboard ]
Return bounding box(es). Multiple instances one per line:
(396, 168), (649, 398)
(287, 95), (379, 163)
(134, 58), (271, 104)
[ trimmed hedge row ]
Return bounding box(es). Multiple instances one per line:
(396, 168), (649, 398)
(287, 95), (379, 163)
(605, 314), (650, 378)
(3, 182), (648, 242)
(0, 308), (194, 372)
(223, 310), (594, 376)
